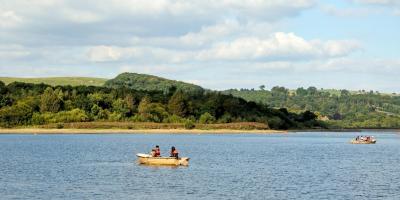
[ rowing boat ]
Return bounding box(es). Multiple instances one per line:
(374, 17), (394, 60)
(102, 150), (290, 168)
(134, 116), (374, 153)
(350, 139), (376, 144)
(350, 136), (376, 144)
(136, 153), (190, 166)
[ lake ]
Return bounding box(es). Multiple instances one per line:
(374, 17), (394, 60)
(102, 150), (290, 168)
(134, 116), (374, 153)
(0, 132), (399, 199)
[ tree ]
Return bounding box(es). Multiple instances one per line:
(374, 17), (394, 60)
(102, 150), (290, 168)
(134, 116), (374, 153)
(125, 94), (136, 114)
(307, 87), (317, 95)
(137, 96), (168, 122)
(138, 96), (151, 118)
(340, 90), (350, 96)
(259, 85), (265, 91)
(298, 110), (317, 122)
(199, 112), (216, 124)
(112, 98), (130, 117)
(0, 81), (6, 94)
(40, 87), (62, 113)
(296, 87), (307, 96)
(0, 102), (34, 127)
(91, 104), (101, 117)
(168, 90), (188, 117)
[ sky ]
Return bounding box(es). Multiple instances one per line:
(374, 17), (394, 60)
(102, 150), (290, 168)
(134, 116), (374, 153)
(0, 0), (399, 92)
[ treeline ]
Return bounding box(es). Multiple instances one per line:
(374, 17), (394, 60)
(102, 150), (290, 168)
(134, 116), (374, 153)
(0, 81), (322, 129)
(224, 86), (400, 128)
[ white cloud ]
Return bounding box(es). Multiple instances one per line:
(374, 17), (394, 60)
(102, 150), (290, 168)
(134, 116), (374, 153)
(103, 0), (315, 20)
(351, 0), (400, 15)
(196, 33), (361, 61)
(320, 4), (380, 17)
(87, 46), (124, 62)
(352, 0), (400, 5)
(61, 9), (103, 24)
(85, 32), (360, 64)
(0, 0), (315, 31)
(0, 10), (23, 28)
(0, 0), (398, 92)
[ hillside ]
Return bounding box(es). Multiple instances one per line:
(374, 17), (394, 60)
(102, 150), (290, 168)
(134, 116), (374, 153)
(0, 77), (107, 87)
(0, 80), (321, 130)
(223, 87), (400, 128)
(2, 72), (399, 129)
(104, 72), (204, 93)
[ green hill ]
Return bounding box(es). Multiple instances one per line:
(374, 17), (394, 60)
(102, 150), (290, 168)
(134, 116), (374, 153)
(104, 72), (204, 93)
(0, 77), (107, 87)
(223, 87), (400, 128)
(0, 76), (321, 130)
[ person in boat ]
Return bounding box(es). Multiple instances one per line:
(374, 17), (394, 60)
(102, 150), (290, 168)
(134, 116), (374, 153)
(170, 146), (179, 159)
(154, 145), (161, 157)
(150, 145), (161, 157)
(150, 149), (156, 157)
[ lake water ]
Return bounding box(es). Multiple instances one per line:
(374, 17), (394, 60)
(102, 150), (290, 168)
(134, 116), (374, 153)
(0, 132), (399, 200)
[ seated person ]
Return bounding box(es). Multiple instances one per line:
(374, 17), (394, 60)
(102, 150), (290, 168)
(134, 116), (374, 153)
(155, 145), (161, 157)
(170, 146), (179, 159)
(150, 149), (156, 157)
(150, 145), (161, 157)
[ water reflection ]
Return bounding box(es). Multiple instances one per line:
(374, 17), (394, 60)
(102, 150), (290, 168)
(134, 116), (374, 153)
(137, 164), (182, 169)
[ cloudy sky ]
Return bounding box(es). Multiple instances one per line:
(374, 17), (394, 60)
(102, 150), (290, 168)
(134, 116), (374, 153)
(0, 0), (399, 92)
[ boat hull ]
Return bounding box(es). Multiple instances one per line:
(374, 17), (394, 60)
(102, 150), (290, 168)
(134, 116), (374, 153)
(136, 154), (190, 166)
(350, 140), (376, 144)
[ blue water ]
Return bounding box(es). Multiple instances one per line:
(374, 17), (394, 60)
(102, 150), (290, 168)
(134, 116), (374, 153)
(0, 132), (399, 200)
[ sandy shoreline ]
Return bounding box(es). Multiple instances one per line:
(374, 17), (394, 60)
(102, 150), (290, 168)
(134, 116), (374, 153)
(0, 128), (287, 134)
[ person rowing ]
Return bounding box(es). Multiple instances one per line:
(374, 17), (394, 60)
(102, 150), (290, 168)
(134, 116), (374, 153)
(150, 145), (161, 157)
(170, 146), (179, 159)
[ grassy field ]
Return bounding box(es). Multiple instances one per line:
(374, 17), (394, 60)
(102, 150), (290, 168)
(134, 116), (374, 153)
(0, 77), (107, 86)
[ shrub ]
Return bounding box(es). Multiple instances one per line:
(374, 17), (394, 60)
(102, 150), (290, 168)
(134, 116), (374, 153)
(131, 114), (145, 122)
(97, 109), (110, 120)
(199, 112), (215, 124)
(218, 113), (232, 123)
(184, 120), (195, 129)
(56, 123), (64, 129)
(109, 112), (123, 121)
(31, 109), (89, 124)
(0, 102), (34, 127)
(32, 112), (45, 125)
(163, 115), (185, 123)
(53, 109), (89, 123)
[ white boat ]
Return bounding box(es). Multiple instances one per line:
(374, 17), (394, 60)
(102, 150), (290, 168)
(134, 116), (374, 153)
(350, 136), (376, 144)
(136, 153), (190, 166)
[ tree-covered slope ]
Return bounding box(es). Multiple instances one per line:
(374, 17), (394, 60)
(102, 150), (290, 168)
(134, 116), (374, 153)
(0, 81), (321, 129)
(223, 87), (400, 128)
(0, 77), (107, 87)
(104, 72), (204, 94)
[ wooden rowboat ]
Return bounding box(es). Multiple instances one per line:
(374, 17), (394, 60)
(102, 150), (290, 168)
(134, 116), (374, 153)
(350, 136), (376, 144)
(350, 140), (376, 144)
(136, 153), (190, 166)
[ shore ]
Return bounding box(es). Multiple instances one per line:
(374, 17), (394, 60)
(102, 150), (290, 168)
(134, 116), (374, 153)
(0, 128), (287, 134)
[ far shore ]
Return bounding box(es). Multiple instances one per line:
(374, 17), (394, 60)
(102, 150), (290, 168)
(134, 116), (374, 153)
(0, 128), (287, 134)
(0, 128), (398, 135)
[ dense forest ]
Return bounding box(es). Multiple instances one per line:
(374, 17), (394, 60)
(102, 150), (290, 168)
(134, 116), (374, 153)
(0, 77), (321, 130)
(105, 72), (204, 94)
(224, 87), (400, 128)
(2, 72), (398, 129)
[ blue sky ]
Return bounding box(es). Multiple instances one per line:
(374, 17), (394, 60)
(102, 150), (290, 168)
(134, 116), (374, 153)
(0, 0), (399, 92)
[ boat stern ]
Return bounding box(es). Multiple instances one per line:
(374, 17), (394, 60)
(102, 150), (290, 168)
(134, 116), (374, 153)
(179, 157), (190, 166)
